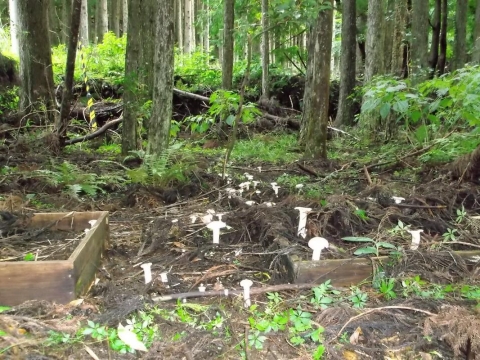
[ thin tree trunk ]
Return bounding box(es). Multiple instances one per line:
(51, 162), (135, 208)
(147, 0), (174, 156)
(261, 0), (269, 98)
(222, 0), (234, 89)
(49, 0), (61, 46)
(303, 1), (334, 159)
(203, 0), (209, 54)
(184, 0), (194, 53)
(62, 0), (72, 43)
(453, 0), (467, 70)
(410, 0), (429, 82)
(141, 0), (156, 96)
(391, 0), (407, 77)
(429, 0), (441, 73)
(56, 0), (82, 141)
(334, 0), (356, 127)
(17, 0), (56, 123)
(122, 0), (128, 35)
(365, 0), (385, 81)
(9, 0), (19, 56)
(437, 0), (447, 74)
(383, 0), (395, 73)
(175, 0), (183, 50)
(79, 0), (89, 45)
(96, 0), (108, 43)
(111, 0), (120, 36)
(474, 0), (480, 63)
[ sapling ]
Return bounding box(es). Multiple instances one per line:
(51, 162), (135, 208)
(240, 279), (253, 307)
(295, 207), (312, 239)
(308, 237), (329, 261)
(140, 263), (153, 284)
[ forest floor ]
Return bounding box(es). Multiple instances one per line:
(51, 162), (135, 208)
(1, 127), (480, 360)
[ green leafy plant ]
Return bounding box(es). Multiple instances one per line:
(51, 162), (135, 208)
(379, 278), (397, 300)
(23, 253), (35, 261)
(456, 206), (467, 224)
(342, 236), (399, 257)
(311, 280), (341, 309)
(389, 220), (411, 235)
(442, 228), (458, 242)
(349, 287), (368, 308)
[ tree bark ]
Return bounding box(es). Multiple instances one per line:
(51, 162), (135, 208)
(48, 0), (61, 46)
(17, 0), (56, 123)
(122, 0), (143, 155)
(96, 0), (108, 43)
(56, 0), (82, 140)
(8, 0), (19, 56)
(391, 0), (407, 77)
(437, 0), (447, 74)
(453, 0), (467, 70)
(334, 0), (356, 127)
(122, 0), (128, 35)
(222, 0), (234, 90)
(110, 0), (121, 36)
(364, 0), (385, 82)
(175, 0), (183, 50)
(429, 0), (441, 73)
(147, 0), (174, 156)
(79, 0), (89, 45)
(184, 0), (194, 53)
(261, 0), (269, 98)
(203, 0), (210, 54)
(141, 0), (156, 96)
(383, 0), (395, 73)
(410, 0), (429, 82)
(302, 1), (333, 159)
(474, 0), (480, 64)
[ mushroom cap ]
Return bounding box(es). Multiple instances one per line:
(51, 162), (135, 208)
(206, 209), (216, 215)
(295, 207), (313, 213)
(240, 279), (253, 287)
(407, 229), (424, 234)
(295, 184), (304, 189)
(207, 220), (227, 230)
(140, 262), (152, 268)
(308, 237), (329, 250)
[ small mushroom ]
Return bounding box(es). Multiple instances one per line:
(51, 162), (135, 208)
(198, 284), (206, 292)
(308, 237), (329, 261)
(295, 207), (312, 239)
(252, 181), (260, 189)
(263, 202), (275, 207)
(407, 229), (423, 250)
(88, 220), (97, 228)
(239, 182), (251, 191)
(140, 263), (153, 284)
(240, 279), (254, 307)
(202, 213), (214, 224)
(272, 185), (280, 197)
(190, 214), (197, 224)
(160, 272), (169, 283)
(216, 213), (225, 221)
(245, 200), (256, 206)
(207, 220), (227, 244)
(295, 184), (304, 193)
(392, 196), (406, 204)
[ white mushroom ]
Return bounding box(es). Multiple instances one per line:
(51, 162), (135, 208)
(252, 181), (260, 189)
(240, 279), (254, 307)
(295, 207), (312, 239)
(88, 220), (97, 228)
(216, 213), (225, 221)
(295, 184), (304, 193)
(225, 188), (236, 199)
(245, 200), (256, 206)
(190, 215), (197, 224)
(140, 263), (153, 284)
(407, 229), (424, 250)
(160, 272), (168, 283)
(207, 221), (227, 244)
(270, 182), (277, 187)
(272, 185), (280, 197)
(392, 196), (406, 204)
(257, 167), (262, 173)
(263, 202), (275, 207)
(201, 213), (214, 224)
(308, 237), (329, 261)
(239, 182), (251, 191)
(198, 284), (206, 292)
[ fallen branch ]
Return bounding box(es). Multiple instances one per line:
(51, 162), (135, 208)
(64, 116), (123, 145)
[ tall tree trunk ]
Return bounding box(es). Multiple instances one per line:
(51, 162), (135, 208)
(474, 0), (480, 64)
(391, 0), (407, 77)
(17, 0), (56, 123)
(437, 0), (447, 74)
(147, 0), (174, 156)
(79, 0), (89, 45)
(222, 0), (234, 90)
(9, 0), (19, 56)
(429, 0), (441, 73)
(175, 0), (183, 50)
(261, 0), (269, 98)
(184, 0), (194, 53)
(62, 0), (72, 44)
(141, 0), (156, 96)
(302, 2), (333, 159)
(96, 0), (108, 43)
(383, 0), (395, 73)
(110, 0), (120, 36)
(122, 0), (128, 35)
(410, 0), (429, 82)
(334, 0), (356, 127)
(453, 0), (467, 70)
(49, 0), (61, 46)
(365, 0), (385, 81)
(56, 0), (82, 141)
(122, 0), (143, 155)
(203, 0), (210, 54)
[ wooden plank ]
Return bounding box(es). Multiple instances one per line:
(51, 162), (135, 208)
(70, 212), (109, 296)
(31, 211), (108, 232)
(291, 250), (480, 286)
(0, 261), (74, 306)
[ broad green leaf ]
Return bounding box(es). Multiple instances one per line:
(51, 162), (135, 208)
(225, 114), (235, 126)
(392, 100), (409, 113)
(354, 246), (377, 255)
(376, 242), (397, 249)
(414, 125), (428, 143)
(410, 110), (422, 122)
(379, 103), (391, 119)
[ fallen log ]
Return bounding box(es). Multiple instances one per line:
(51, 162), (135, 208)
(65, 116), (123, 145)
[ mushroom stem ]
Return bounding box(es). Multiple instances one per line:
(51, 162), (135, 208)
(407, 229), (423, 250)
(240, 279), (253, 307)
(140, 263), (153, 284)
(295, 207), (312, 239)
